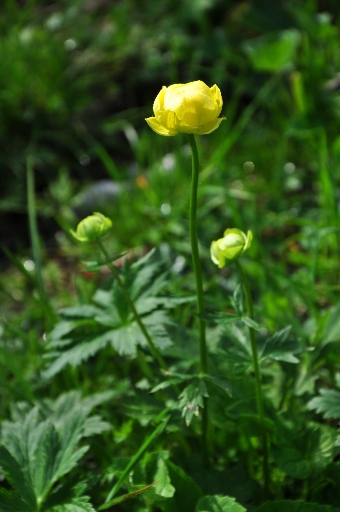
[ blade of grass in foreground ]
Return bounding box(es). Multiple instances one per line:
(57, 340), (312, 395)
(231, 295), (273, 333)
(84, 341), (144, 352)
(99, 414), (170, 510)
(26, 156), (54, 330)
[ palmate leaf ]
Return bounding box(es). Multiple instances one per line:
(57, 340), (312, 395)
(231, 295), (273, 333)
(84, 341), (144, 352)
(160, 461), (203, 512)
(203, 312), (263, 331)
(45, 249), (179, 377)
(0, 391), (111, 510)
(125, 451), (175, 503)
(83, 416), (111, 437)
(321, 302), (340, 346)
(51, 495), (95, 512)
(0, 445), (37, 510)
(43, 331), (114, 379)
(1, 407), (88, 506)
(308, 389), (340, 420)
(45, 310), (173, 378)
(310, 462), (340, 507)
(272, 419), (336, 479)
(230, 285), (244, 316)
(0, 488), (33, 512)
(196, 495), (246, 512)
(259, 326), (302, 364)
(128, 249), (162, 299)
(178, 380), (209, 426)
(218, 323), (253, 369)
(57, 305), (104, 319)
(154, 456), (175, 499)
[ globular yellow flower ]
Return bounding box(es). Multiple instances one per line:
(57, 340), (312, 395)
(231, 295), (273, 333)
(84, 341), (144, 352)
(146, 80), (225, 136)
(70, 212), (112, 243)
(210, 228), (253, 268)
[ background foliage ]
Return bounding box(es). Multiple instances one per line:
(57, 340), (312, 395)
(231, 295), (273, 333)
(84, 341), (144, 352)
(2, 0), (340, 511)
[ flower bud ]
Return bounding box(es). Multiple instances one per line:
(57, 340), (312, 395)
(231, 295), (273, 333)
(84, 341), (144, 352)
(146, 80), (225, 136)
(70, 212), (112, 242)
(210, 228), (253, 268)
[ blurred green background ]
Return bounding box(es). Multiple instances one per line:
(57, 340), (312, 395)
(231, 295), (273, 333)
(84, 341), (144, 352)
(2, 0), (340, 290)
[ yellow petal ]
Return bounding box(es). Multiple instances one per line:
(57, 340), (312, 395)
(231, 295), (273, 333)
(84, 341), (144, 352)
(196, 116), (226, 135)
(145, 117), (178, 136)
(164, 81), (215, 121)
(176, 121), (201, 134)
(178, 97), (199, 127)
(156, 110), (178, 131)
(153, 86), (166, 115)
(210, 84), (223, 117)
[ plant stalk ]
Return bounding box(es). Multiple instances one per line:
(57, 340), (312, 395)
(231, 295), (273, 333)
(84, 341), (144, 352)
(96, 240), (168, 373)
(26, 156), (53, 329)
(235, 259), (270, 495)
(188, 134), (208, 466)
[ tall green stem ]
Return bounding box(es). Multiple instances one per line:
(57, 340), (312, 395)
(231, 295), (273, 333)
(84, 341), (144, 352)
(26, 156), (53, 329)
(235, 259), (270, 495)
(188, 134), (208, 465)
(96, 240), (168, 372)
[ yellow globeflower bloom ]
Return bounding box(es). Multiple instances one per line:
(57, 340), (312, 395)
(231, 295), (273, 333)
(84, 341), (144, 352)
(210, 228), (253, 268)
(146, 80), (225, 136)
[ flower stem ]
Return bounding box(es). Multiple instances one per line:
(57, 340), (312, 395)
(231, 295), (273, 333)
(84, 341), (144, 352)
(188, 134), (209, 466)
(235, 259), (270, 495)
(26, 156), (54, 330)
(96, 240), (169, 373)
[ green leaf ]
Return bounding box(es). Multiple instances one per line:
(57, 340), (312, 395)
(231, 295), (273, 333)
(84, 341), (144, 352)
(241, 316), (263, 331)
(204, 375), (231, 396)
(322, 303), (340, 346)
(243, 29), (301, 73)
(58, 305), (103, 319)
(154, 457), (175, 499)
(230, 285), (244, 316)
(255, 501), (333, 512)
(178, 380), (209, 426)
(0, 446), (37, 509)
(43, 331), (113, 378)
(0, 391), (110, 508)
(51, 495), (95, 512)
(203, 312), (241, 325)
(196, 495), (246, 512)
(83, 416), (111, 437)
(259, 327), (301, 364)
(310, 462), (340, 506)
(45, 250), (177, 377)
(100, 417), (170, 509)
(308, 389), (340, 419)
(273, 420), (336, 479)
(0, 488), (33, 512)
(80, 254), (126, 272)
(161, 461), (203, 512)
(217, 323), (252, 368)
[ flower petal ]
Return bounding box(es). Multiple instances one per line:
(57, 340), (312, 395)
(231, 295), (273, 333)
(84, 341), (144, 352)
(153, 86), (166, 115)
(165, 81), (216, 122)
(145, 117), (178, 136)
(196, 116), (226, 135)
(210, 240), (220, 265)
(244, 230), (253, 251)
(156, 110), (179, 131)
(210, 84), (223, 117)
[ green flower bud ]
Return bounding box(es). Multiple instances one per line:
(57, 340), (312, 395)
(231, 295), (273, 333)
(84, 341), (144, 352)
(70, 212), (112, 242)
(210, 228), (253, 268)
